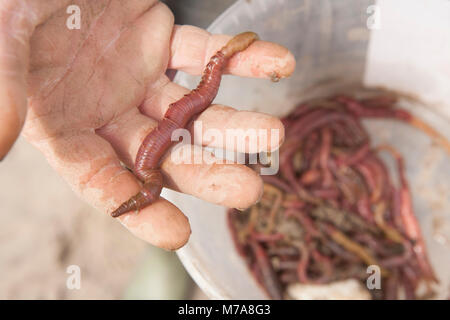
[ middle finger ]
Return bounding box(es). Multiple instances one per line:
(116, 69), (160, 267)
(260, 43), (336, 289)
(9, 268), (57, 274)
(96, 107), (264, 209)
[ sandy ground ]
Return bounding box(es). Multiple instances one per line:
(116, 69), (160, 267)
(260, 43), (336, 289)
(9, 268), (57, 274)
(0, 137), (148, 299)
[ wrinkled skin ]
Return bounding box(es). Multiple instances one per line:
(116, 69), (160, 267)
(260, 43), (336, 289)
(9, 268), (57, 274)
(0, 0), (295, 249)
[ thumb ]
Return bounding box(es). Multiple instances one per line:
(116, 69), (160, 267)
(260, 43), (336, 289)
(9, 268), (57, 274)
(0, 2), (34, 159)
(0, 0), (70, 159)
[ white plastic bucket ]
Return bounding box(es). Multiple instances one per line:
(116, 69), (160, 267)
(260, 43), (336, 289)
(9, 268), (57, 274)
(164, 0), (450, 299)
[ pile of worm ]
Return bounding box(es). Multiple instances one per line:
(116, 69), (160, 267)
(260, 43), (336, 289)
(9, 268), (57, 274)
(228, 94), (442, 300)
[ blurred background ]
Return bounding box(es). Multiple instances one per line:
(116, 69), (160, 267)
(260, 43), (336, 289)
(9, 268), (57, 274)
(0, 0), (235, 300)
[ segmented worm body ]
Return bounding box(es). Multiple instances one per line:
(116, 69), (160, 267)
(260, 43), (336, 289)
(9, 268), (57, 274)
(111, 32), (258, 218)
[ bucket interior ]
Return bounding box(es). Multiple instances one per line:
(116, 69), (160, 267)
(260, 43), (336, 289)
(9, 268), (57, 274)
(165, 0), (450, 299)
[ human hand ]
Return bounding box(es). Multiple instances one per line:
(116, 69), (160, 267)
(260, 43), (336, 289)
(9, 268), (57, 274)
(1, 0), (295, 249)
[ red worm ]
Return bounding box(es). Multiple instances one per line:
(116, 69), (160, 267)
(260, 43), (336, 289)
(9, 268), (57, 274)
(354, 160), (378, 198)
(296, 242), (312, 284)
(285, 209), (321, 239)
(299, 169), (321, 185)
(335, 95), (411, 120)
(356, 196), (375, 223)
(378, 145), (437, 281)
(251, 232), (285, 242)
(337, 142), (371, 166)
(337, 95), (450, 153)
(261, 175), (295, 193)
(283, 111), (367, 166)
(391, 186), (405, 232)
(111, 32), (259, 218)
(267, 246), (299, 256)
(361, 95), (398, 108)
(303, 131), (320, 161)
(381, 240), (413, 268)
(330, 122), (359, 146)
(282, 199), (306, 210)
(319, 127), (333, 187)
(287, 109), (329, 135)
(281, 112), (367, 203)
(249, 240), (284, 300)
(311, 187), (339, 200)
(325, 241), (360, 263)
(310, 249), (333, 284)
(384, 270), (399, 300)
(280, 142), (315, 203)
(402, 269), (417, 300)
(277, 260), (301, 270)
(366, 156), (391, 203)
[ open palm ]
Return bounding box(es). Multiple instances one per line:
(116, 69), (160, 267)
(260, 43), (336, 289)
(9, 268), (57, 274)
(1, 0), (295, 249)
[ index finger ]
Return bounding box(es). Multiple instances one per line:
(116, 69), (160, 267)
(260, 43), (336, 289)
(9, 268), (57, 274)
(168, 25), (296, 79)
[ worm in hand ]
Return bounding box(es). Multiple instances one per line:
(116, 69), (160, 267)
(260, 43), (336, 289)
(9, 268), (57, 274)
(111, 32), (259, 218)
